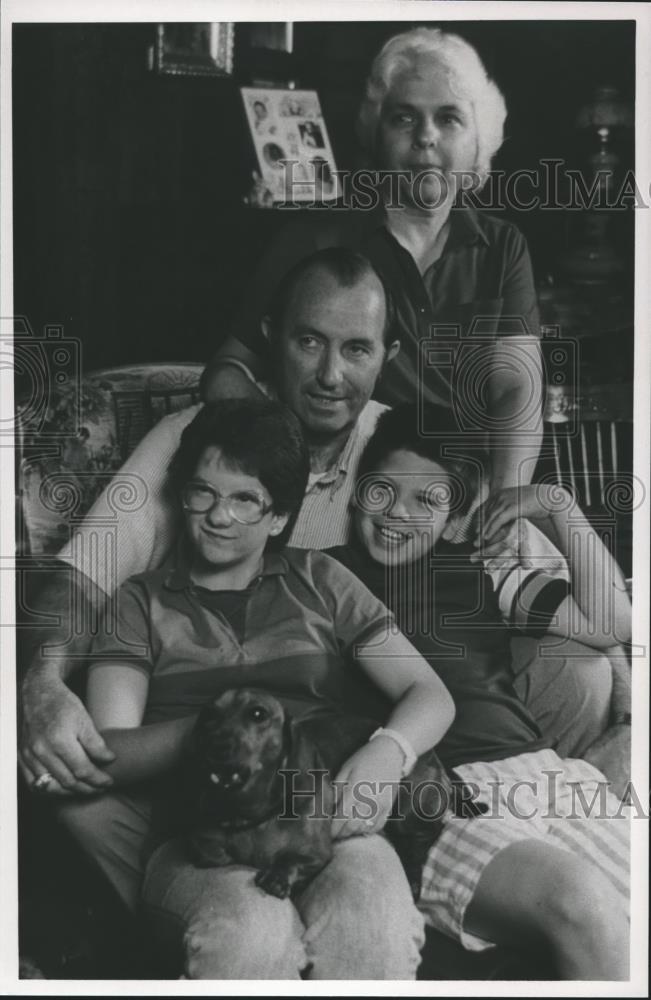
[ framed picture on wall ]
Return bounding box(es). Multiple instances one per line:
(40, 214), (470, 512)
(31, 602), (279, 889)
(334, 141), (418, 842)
(152, 23), (234, 77)
(248, 23), (293, 53)
(241, 87), (340, 204)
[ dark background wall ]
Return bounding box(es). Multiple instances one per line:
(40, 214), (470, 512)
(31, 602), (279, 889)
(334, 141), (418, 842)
(12, 20), (636, 372)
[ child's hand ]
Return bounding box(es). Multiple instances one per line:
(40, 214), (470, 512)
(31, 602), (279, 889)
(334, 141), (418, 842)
(473, 486), (571, 569)
(470, 517), (529, 570)
(480, 485), (571, 539)
(331, 738), (403, 840)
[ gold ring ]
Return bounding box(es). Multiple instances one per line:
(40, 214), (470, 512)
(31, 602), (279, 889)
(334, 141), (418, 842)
(33, 772), (54, 791)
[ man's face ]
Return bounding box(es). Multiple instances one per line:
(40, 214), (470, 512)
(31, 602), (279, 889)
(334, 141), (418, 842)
(273, 269), (399, 440)
(355, 449), (453, 567)
(377, 58), (478, 209)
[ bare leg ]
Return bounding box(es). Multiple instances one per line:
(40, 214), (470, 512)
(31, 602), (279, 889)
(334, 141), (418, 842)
(464, 840), (629, 980)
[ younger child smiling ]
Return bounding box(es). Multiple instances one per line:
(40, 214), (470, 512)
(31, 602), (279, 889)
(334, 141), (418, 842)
(328, 403), (631, 981)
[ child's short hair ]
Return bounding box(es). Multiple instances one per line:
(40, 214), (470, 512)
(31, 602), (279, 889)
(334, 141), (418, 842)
(357, 403), (486, 516)
(169, 399), (310, 545)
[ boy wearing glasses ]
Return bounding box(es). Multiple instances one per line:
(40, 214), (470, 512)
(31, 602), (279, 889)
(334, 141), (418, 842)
(57, 398), (454, 980)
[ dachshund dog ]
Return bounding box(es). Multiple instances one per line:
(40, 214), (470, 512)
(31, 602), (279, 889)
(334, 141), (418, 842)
(184, 688), (483, 901)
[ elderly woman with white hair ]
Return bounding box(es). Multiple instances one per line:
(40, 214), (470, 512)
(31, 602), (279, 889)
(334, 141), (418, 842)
(206, 26), (543, 495)
(201, 29), (624, 795)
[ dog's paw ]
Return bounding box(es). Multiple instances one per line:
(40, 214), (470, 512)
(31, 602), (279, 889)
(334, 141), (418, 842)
(255, 866), (292, 899)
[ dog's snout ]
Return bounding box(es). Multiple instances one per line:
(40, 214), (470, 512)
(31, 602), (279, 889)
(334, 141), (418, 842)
(201, 731), (239, 759)
(194, 689), (288, 795)
(209, 764), (252, 789)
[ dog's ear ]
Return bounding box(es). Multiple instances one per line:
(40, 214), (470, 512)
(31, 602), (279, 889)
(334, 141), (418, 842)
(284, 716), (326, 774)
(280, 717), (332, 819)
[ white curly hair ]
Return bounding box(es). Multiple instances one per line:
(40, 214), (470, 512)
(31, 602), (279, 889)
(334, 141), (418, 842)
(357, 27), (507, 189)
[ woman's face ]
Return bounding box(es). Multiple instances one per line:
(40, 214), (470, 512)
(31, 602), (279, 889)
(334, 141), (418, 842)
(377, 57), (478, 209)
(354, 449), (455, 567)
(183, 447), (288, 574)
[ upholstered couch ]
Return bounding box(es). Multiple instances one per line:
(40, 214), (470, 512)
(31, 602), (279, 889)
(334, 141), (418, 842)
(17, 363), (203, 558)
(22, 361), (627, 980)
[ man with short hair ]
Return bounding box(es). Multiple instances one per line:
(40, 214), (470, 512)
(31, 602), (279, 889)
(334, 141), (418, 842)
(18, 247), (624, 811)
(18, 249), (400, 795)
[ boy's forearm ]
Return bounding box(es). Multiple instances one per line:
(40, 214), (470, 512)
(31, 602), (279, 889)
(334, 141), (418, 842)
(384, 679), (455, 756)
(547, 506), (631, 644)
(100, 715), (197, 785)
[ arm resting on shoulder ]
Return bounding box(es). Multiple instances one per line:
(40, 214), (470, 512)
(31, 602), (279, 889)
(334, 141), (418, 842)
(486, 225), (544, 491)
(201, 216), (326, 403)
(201, 337), (269, 403)
(486, 335), (544, 491)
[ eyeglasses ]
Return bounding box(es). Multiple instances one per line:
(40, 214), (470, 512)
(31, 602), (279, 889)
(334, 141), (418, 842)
(182, 482), (272, 525)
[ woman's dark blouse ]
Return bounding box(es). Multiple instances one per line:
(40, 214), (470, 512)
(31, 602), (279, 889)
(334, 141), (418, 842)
(227, 204), (540, 409)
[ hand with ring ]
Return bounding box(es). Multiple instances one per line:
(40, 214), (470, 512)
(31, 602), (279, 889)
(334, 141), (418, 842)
(19, 669), (115, 795)
(32, 771), (61, 794)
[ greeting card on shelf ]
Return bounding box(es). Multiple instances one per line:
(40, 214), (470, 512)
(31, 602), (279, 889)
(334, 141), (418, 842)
(241, 87), (340, 205)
